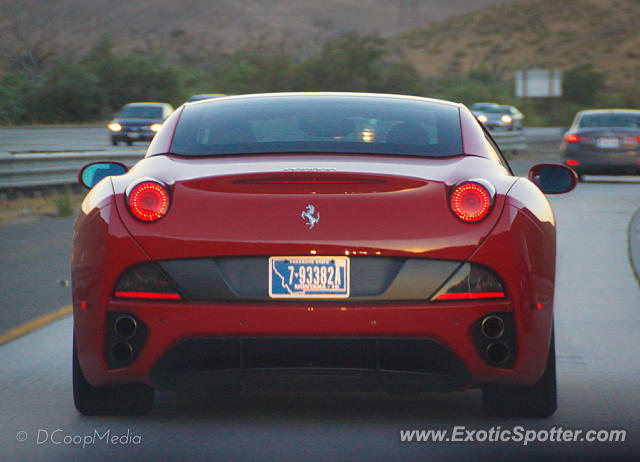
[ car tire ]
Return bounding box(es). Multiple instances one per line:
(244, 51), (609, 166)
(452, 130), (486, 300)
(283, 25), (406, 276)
(73, 336), (154, 416)
(482, 330), (557, 418)
(111, 138), (118, 146)
(126, 140), (133, 146)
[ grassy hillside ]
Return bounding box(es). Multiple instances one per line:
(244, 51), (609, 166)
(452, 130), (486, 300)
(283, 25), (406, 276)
(0, 0), (510, 68)
(400, 0), (640, 87)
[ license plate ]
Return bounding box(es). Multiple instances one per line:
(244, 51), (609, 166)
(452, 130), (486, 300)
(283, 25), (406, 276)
(269, 256), (349, 298)
(597, 137), (619, 148)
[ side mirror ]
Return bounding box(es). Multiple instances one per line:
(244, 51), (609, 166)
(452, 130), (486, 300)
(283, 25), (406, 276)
(528, 163), (577, 194)
(79, 161), (128, 189)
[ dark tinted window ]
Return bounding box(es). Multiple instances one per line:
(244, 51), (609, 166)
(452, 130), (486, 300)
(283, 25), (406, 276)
(119, 105), (163, 119)
(470, 103), (498, 111)
(487, 107), (513, 114)
(579, 112), (640, 128)
(170, 95), (463, 157)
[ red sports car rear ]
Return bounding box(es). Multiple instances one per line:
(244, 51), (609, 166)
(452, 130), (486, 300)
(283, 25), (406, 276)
(72, 93), (576, 417)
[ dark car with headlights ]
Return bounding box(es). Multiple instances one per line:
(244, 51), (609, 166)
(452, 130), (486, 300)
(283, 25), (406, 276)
(108, 102), (174, 146)
(476, 105), (524, 131)
(561, 109), (640, 180)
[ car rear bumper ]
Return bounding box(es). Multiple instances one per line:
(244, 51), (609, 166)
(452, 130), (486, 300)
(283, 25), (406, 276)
(75, 297), (550, 391)
(563, 149), (640, 175)
(149, 337), (472, 394)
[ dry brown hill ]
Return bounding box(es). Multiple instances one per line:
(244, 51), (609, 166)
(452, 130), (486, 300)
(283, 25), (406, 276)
(0, 0), (511, 69)
(399, 0), (640, 86)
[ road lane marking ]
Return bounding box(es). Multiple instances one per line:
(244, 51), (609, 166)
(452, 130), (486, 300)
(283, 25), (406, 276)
(0, 304), (72, 346)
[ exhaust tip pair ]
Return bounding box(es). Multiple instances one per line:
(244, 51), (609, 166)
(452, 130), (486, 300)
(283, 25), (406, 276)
(110, 314), (138, 363)
(479, 314), (511, 366)
(105, 313), (147, 368)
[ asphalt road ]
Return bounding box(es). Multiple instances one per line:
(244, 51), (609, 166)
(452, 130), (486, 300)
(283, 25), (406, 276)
(0, 215), (74, 334)
(1, 177), (640, 461)
(0, 126), (144, 153)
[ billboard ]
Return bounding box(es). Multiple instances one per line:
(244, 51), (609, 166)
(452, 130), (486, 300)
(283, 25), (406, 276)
(515, 69), (562, 97)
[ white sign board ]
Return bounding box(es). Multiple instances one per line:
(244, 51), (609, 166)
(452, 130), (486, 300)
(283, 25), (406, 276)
(515, 69), (562, 97)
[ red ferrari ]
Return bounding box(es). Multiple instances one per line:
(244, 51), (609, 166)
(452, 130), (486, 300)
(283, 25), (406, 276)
(72, 93), (576, 416)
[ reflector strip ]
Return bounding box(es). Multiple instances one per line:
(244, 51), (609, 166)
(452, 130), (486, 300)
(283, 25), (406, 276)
(115, 291), (181, 300)
(437, 292), (505, 301)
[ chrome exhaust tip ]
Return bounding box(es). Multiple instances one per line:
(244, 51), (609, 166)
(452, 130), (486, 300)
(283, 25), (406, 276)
(485, 342), (509, 365)
(114, 314), (138, 339)
(111, 342), (134, 363)
(481, 315), (505, 340)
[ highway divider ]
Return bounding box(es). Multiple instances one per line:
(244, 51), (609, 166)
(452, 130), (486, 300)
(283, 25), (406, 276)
(490, 130), (528, 153)
(0, 150), (144, 192)
(0, 131), (528, 192)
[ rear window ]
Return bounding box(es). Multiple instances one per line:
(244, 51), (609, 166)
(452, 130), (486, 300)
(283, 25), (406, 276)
(579, 113), (640, 128)
(119, 105), (163, 119)
(170, 95), (463, 157)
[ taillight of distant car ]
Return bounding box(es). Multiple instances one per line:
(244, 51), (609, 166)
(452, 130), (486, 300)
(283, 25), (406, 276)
(564, 134), (593, 143)
(449, 181), (494, 223)
(127, 180), (170, 222)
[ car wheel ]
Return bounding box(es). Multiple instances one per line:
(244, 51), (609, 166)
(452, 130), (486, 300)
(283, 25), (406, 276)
(73, 336), (154, 415)
(111, 138), (118, 146)
(126, 140), (133, 146)
(482, 330), (557, 418)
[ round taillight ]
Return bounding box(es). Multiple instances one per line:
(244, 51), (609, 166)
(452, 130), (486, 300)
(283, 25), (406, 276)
(450, 181), (493, 223)
(128, 181), (169, 222)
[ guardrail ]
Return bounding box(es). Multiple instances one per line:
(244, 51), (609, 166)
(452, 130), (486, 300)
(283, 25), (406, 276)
(0, 151), (144, 191)
(0, 131), (528, 193)
(490, 130), (528, 153)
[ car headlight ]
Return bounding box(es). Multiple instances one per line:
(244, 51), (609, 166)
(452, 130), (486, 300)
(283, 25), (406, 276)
(500, 115), (512, 124)
(108, 122), (122, 132)
(477, 115), (488, 123)
(150, 123), (163, 132)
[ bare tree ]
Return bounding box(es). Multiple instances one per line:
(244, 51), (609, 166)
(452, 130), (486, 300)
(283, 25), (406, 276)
(0, 0), (64, 77)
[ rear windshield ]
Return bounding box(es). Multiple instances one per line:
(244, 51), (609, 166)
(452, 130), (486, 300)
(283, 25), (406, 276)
(170, 95), (463, 157)
(579, 113), (640, 128)
(119, 106), (163, 119)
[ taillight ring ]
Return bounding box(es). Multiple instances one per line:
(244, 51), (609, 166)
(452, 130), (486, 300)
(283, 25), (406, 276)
(449, 179), (495, 223)
(126, 178), (170, 222)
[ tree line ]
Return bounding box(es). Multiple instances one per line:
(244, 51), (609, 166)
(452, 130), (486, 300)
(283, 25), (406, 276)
(0, 33), (634, 125)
